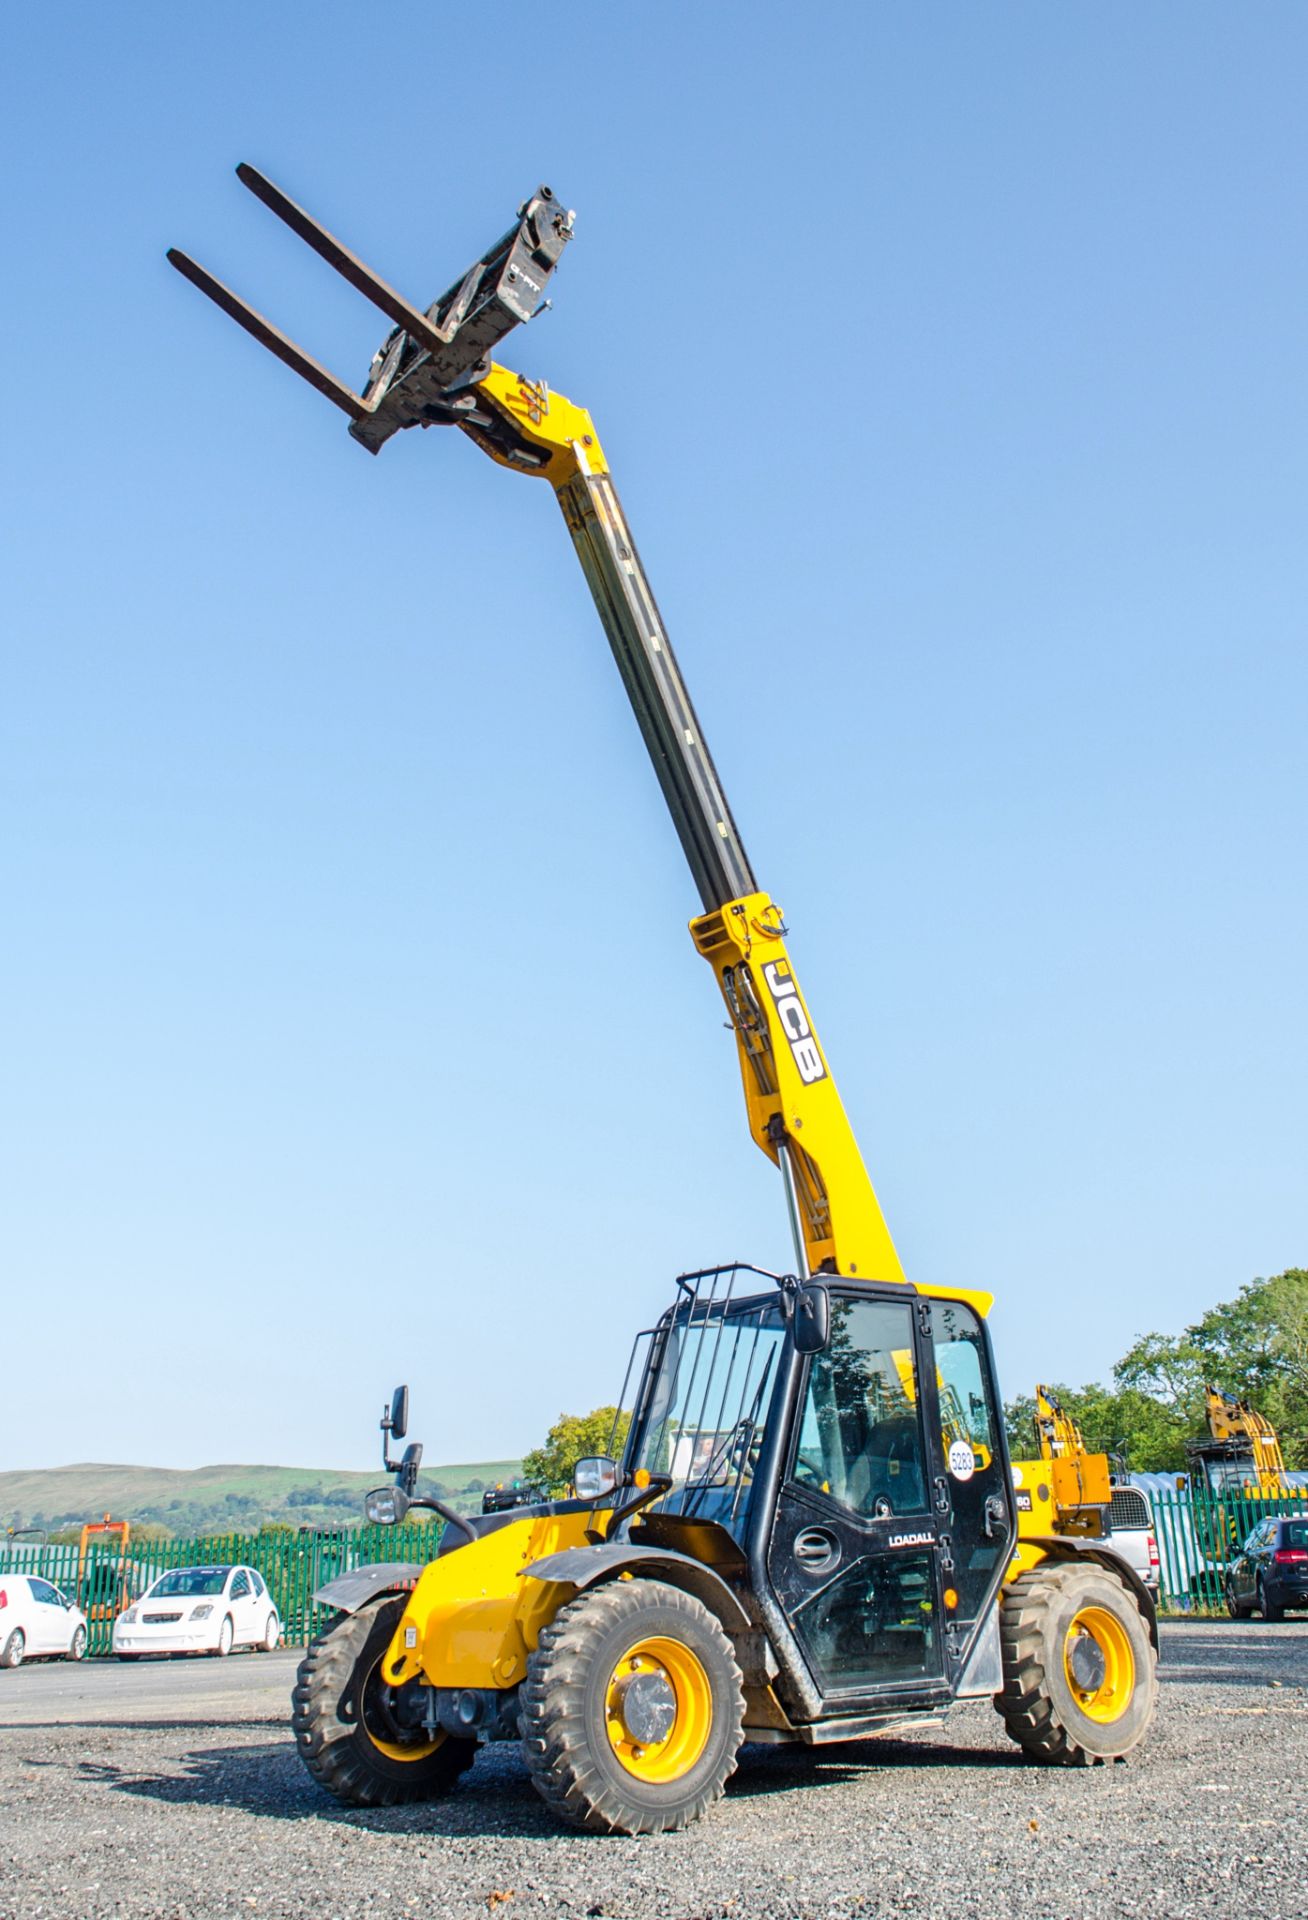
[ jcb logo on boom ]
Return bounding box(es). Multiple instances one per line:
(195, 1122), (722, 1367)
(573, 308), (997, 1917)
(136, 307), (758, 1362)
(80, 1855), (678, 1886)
(761, 961), (826, 1086)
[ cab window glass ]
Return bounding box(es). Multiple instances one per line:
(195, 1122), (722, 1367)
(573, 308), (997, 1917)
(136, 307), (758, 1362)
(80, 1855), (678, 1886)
(791, 1296), (926, 1519)
(931, 1301), (997, 1470)
(930, 1299), (1007, 1628)
(230, 1571), (250, 1598)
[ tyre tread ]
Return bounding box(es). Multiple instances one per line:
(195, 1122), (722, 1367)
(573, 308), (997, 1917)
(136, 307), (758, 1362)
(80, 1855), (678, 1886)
(519, 1578), (744, 1835)
(997, 1563), (1156, 1768)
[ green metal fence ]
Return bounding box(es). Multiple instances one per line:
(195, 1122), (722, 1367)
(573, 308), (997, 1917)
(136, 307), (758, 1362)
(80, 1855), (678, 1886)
(0, 1523), (447, 1656)
(1133, 1485), (1308, 1615)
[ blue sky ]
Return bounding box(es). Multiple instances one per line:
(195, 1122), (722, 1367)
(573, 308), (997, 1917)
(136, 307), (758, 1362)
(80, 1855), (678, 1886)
(3, 5), (1304, 1473)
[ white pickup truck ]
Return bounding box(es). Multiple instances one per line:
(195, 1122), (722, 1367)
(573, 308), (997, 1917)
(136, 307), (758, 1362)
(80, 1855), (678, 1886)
(1107, 1479), (1160, 1596)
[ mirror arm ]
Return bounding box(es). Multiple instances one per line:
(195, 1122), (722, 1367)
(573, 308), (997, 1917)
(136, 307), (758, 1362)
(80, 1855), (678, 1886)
(601, 1474), (673, 1542)
(407, 1496), (477, 1544)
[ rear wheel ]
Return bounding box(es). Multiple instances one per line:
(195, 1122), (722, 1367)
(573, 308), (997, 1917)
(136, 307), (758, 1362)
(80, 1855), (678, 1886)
(520, 1577), (744, 1834)
(997, 1562), (1156, 1766)
(1, 1629), (24, 1670)
(1225, 1579), (1253, 1621)
(1259, 1578), (1285, 1623)
(293, 1596), (476, 1808)
(261, 1613), (280, 1652)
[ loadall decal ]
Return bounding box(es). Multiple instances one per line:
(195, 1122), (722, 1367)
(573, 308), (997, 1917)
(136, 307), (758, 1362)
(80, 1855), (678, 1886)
(762, 960), (826, 1085)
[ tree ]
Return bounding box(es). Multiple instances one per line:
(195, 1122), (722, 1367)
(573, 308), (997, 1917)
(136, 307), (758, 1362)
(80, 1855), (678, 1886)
(521, 1407), (633, 1497)
(1115, 1269), (1308, 1468)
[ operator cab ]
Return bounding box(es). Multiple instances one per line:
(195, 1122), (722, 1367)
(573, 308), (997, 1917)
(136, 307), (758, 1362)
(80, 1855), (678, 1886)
(606, 1264), (1016, 1716)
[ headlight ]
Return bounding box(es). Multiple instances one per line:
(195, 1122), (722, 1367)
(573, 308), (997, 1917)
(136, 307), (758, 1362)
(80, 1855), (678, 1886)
(190, 1604), (214, 1621)
(364, 1485), (409, 1525)
(118, 1606), (138, 1626)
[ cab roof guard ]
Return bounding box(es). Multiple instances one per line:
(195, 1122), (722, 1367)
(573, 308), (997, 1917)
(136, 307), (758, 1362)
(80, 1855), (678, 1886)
(167, 167), (573, 455)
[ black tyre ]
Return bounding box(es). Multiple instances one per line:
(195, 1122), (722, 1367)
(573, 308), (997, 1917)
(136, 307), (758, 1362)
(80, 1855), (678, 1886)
(261, 1613), (280, 1652)
(1, 1629), (24, 1670)
(997, 1562), (1157, 1766)
(69, 1625), (88, 1662)
(215, 1615), (234, 1657)
(520, 1577), (744, 1835)
(293, 1596), (476, 1809)
(1225, 1580), (1253, 1621)
(1259, 1579), (1285, 1623)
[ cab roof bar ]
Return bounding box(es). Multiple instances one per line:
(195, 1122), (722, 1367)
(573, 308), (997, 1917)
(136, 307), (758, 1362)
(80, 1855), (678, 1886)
(167, 168), (573, 453)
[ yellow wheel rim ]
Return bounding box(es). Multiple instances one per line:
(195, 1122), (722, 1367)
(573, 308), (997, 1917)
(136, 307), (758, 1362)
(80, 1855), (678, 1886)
(604, 1634), (712, 1782)
(1063, 1604), (1135, 1725)
(359, 1653), (445, 1763)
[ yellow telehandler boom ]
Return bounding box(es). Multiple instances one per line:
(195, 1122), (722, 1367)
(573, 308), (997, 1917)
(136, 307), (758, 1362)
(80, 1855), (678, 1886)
(170, 171), (1158, 1836)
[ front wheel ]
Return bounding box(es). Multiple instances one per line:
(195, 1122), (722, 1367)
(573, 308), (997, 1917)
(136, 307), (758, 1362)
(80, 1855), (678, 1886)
(69, 1625), (88, 1661)
(520, 1576), (745, 1834)
(1225, 1580), (1252, 1621)
(997, 1562), (1157, 1766)
(293, 1596), (476, 1809)
(215, 1616), (234, 1657)
(1, 1629), (25, 1670)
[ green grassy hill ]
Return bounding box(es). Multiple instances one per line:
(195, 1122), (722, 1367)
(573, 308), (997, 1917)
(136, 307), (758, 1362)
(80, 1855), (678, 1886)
(0, 1458), (524, 1536)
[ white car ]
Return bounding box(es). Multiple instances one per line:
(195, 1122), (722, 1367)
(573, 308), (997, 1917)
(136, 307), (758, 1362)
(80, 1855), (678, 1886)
(113, 1564), (281, 1659)
(0, 1575), (89, 1667)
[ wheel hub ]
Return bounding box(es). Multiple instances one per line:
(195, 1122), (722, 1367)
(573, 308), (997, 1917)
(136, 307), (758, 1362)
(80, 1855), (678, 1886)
(603, 1635), (713, 1782)
(1066, 1631), (1107, 1691)
(614, 1669), (678, 1746)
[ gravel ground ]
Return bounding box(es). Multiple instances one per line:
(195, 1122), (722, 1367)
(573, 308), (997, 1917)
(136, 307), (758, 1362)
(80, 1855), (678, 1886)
(2, 1621), (1306, 1920)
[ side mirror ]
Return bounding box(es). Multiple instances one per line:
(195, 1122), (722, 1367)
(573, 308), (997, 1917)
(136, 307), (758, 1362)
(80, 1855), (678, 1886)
(365, 1485), (411, 1526)
(573, 1456), (619, 1500)
(389, 1385), (410, 1441)
(793, 1283), (830, 1355)
(399, 1441), (423, 1496)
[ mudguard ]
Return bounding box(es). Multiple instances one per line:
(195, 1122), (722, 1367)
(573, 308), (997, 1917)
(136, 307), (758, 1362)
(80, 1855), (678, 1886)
(522, 1543), (752, 1633)
(1024, 1537), (1160, 1651)
(313, 1561), (426, 1613)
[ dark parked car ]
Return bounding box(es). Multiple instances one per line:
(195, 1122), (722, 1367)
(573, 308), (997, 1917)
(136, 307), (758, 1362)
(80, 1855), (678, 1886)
(1226, 1515), (1308, 1620)
(480, 1483), (547, 1515)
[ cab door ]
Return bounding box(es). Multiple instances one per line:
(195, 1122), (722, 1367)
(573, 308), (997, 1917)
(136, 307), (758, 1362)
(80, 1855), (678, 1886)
(918, 1296), (1015, 1671)
(767, 1291), (949, 1708)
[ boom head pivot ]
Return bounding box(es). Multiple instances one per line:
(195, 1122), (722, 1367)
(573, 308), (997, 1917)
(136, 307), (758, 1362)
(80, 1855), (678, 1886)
(168, 167), (573, 455)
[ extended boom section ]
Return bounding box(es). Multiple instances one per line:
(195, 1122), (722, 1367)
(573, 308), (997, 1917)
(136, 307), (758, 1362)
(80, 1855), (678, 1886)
(168, 170), (921, 1295)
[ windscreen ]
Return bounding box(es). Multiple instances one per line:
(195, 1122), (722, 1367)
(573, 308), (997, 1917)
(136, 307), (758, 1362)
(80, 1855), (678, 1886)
(149, 1568), (231, 1598)
(626, 1288), (787, 1525)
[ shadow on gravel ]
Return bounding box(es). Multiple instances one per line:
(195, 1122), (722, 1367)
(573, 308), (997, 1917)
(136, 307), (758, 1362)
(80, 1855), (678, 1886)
(74, 1729), (1022, 1838)
(79, 1742), (563, 1839)
(730, 1736), (1021, 1796)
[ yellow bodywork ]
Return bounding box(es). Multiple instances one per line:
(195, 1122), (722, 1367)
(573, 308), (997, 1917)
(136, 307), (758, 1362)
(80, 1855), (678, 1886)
(380, 1510), (604, 1691)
